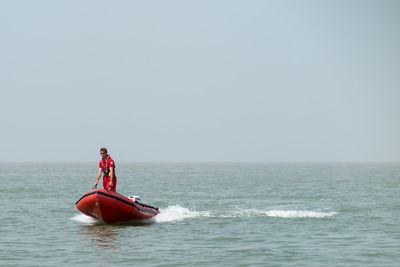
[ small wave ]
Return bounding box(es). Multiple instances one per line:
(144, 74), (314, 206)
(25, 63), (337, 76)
(71, 214), (100, 224)
(265, 210), (337, 218)
(221, 209), (337, 218)
(152, 205), (210, 223)
(249, 209), (336, 218)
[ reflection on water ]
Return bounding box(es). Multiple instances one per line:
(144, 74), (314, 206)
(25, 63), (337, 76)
(78, 225), (122, 249)
(77, 221), (154, 249)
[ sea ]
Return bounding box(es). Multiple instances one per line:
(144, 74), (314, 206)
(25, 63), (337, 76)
(0, 162), (399, 266)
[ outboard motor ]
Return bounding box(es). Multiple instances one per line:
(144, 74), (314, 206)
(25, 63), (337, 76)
(128, 195), (141, 202)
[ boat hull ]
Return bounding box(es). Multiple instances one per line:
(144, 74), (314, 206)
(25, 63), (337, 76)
(76, 189), (159, 223)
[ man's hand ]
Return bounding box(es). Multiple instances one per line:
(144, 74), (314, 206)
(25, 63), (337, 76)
(92, 181), (98, 190)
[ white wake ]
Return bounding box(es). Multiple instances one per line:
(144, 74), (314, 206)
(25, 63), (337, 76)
(152, 205), (210, 223)
(227, 209), (337, 218)
(263, 210), (337, 218)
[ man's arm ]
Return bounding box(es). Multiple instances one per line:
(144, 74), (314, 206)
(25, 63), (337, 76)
(109, 167), (115, 187)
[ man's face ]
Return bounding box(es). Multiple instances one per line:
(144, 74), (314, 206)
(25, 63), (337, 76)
(100, 151), (107, 160)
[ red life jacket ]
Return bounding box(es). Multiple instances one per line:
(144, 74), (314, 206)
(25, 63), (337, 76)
(100, 155), (116, 177)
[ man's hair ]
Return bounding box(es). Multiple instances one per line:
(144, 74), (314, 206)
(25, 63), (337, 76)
(100, 147), (108, 154)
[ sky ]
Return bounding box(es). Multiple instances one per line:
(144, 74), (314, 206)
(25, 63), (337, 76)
(1, 0), (399, 162)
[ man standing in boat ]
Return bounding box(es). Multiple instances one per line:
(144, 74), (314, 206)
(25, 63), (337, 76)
(94, 148), (117, 191)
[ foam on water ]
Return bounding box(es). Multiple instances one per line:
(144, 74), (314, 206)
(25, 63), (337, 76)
(152, 205), (210, 223)
(228, 209), (338, 218)
(265, 210), (337, 218)
(152, 206), (337, 221)
(70, 214), (100, 224)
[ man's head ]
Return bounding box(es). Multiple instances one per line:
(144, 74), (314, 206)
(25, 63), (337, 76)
(100, 147), (108, 159)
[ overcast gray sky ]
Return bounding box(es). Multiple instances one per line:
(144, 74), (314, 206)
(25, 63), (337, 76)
(1, 0), (399, 162)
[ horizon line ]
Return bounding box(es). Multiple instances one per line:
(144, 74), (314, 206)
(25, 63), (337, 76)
(1, 160), (400, 164)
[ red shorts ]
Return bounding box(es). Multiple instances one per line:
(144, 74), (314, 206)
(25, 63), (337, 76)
(103, 176), (117, 191)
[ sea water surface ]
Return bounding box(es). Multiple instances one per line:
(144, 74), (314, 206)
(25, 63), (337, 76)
(0, 162), (399, 266)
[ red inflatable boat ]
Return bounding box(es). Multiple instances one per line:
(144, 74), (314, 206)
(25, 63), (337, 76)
(76, 189), (159, 223)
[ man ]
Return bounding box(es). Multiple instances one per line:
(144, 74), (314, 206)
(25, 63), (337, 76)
(94, 147), (117, 191)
